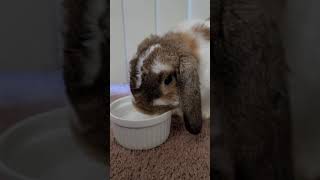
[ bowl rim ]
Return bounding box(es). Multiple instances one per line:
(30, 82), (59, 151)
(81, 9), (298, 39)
(0, 108), (68, 180)
(110, 95), (172, 128)
(0, 107), (106, 179)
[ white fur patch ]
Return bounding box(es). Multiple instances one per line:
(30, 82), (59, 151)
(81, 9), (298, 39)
(197, 24), (210, 120)
(173, 19), (205, 33)
(151, 61), (172, 74)
(135, 44), (161, 88)
(153, 99), (168, 106)
(204, 21), (210, 28)
(153, 98), (179, 106)
(172, 108), (183, 117)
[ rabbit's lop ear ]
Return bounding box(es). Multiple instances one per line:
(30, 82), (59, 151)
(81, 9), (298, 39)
(177, 55), (202, 134)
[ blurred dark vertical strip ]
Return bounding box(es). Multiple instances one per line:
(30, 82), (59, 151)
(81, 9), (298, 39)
(100, 0), (110, 178)
(211, 0), (223, 178)
(63, 0), (109, 178)
(211, 0), (293, 179)
(286, 0), (320, 179)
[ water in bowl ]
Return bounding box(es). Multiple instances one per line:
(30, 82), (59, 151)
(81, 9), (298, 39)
(113, 101), (157, 121)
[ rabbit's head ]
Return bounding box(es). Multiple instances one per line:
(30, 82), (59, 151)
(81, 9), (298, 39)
(129, 33), (202, 134)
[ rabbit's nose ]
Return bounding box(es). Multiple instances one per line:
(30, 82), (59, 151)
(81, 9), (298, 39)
(142, 89), (161, 103)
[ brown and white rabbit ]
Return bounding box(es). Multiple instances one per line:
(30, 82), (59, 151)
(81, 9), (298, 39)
(129, 19), (210, 134)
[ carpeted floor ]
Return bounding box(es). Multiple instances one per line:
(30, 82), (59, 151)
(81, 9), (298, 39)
(110, 84), (210, 180)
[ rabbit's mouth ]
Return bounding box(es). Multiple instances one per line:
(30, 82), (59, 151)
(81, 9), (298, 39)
(132, 99), (177, 115)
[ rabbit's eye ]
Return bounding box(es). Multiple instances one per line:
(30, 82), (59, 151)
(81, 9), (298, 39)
(164, 75), (172, 85)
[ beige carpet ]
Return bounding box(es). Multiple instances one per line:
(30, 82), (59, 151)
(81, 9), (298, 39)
(110, 84), (210, 179)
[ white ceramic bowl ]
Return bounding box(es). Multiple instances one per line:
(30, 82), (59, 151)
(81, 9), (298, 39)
(110, 95), (172, 150)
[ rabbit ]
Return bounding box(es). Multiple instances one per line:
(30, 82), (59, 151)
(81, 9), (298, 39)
(129, 19), (210, 134)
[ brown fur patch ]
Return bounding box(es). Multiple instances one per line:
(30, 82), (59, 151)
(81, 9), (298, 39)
(192, 24), (210, 41)
(129, 35), (162, 89)
(178, 33), (200, 60)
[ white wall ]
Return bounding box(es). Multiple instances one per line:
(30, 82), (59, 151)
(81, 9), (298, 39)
(110, 0), (210, 83)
